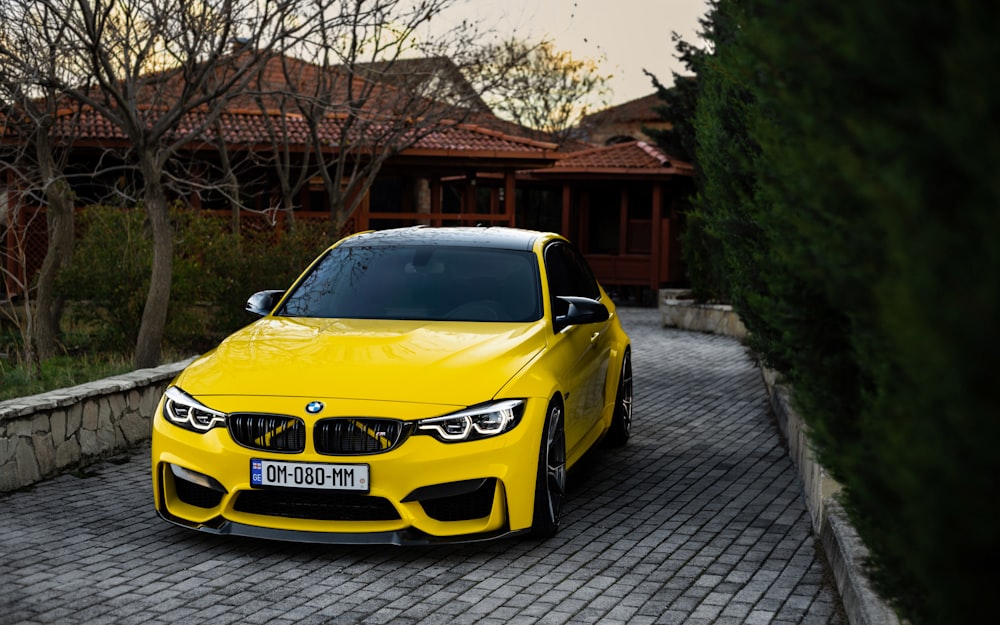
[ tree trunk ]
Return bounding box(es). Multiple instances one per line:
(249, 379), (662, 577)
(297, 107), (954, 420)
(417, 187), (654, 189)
(33, 160), (75, 361)
(134, 156), (173, 369)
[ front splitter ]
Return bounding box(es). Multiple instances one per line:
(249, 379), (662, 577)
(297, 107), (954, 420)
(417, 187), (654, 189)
(157, 509), (527, 546)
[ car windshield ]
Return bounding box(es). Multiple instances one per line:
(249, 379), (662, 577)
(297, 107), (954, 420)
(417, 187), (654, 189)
(278, 245), (543, 322)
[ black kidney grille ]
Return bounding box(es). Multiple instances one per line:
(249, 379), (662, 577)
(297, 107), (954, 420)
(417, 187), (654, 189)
(315, 418), (409, 455)
(228, 414), (306, 452)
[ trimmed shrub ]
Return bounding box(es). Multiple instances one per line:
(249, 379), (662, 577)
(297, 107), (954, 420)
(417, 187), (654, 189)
(693, 1), (1000, 624)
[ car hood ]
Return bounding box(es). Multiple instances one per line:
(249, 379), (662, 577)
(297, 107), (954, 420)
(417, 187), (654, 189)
(175, 317), (548, 407)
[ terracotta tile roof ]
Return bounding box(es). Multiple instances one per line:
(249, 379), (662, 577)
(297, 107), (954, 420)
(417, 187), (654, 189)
(464, 111), (596, 153)
(530, 141), (692, 176)
(48, 106), (556, 157)
(7, 51), (673, 171)
(408, 122), (556, 153)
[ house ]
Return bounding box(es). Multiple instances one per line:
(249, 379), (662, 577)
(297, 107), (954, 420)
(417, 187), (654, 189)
(577, 93), (672, 146)
(2, 57), (691, 300)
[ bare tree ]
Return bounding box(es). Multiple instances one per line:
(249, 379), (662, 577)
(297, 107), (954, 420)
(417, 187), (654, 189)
(37, 0), (303, 368)
(5, 0), (523, 370)
(475, 38), (613, 143)
(0, 191), (45, 372)
(0, 0), (84, 367)
(248, 0), (505, 235)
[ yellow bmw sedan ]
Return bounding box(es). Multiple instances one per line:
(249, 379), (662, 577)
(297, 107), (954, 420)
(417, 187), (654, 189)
(153, 227), (632, 544)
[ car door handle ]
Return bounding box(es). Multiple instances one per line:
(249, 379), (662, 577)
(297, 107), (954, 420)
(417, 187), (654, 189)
(590, 331), (601, 343)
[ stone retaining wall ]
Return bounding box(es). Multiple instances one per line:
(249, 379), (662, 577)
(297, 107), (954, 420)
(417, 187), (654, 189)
(0, 360), (191, 492)
(659, 289), (748, 339)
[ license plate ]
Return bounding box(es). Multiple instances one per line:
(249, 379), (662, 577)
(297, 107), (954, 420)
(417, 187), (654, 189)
(251, 459), (369, 492)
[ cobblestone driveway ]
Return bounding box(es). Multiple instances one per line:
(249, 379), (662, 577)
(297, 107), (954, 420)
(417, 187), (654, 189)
(0, 308), (844, 625)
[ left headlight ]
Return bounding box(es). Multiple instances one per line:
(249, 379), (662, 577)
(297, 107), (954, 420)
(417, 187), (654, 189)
(416, 399), (525, 443)
(162, 386), (227, 433)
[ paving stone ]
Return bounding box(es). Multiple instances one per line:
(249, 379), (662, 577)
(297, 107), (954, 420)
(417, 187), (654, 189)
(0, 308), (845, 625)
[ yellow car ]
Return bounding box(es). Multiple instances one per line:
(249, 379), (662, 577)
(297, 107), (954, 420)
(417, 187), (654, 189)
(152, 227), (632, 544)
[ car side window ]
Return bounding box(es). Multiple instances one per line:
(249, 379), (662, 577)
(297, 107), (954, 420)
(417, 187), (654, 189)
(544, 243), (602, 316)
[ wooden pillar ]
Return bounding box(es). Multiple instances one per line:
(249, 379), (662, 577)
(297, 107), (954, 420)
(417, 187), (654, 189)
(357, 191), (370, 231)
(651, 182), (663, 290)
(504, 170), (516, 227)
(431, 177), (442, 226)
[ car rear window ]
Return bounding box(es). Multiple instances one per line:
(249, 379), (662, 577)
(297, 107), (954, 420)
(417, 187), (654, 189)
(279, 245), (543, 322)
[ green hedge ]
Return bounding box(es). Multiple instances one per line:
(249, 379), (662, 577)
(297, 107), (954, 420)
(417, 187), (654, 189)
(691, 1), (1000, 624)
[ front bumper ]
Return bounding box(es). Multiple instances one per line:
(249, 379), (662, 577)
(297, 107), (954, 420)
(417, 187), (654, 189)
(152, 395), (544, 544)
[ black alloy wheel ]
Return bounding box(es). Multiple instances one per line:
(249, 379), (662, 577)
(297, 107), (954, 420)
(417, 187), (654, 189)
(606, 349), (632, 447)
(530, 399), (566, 538)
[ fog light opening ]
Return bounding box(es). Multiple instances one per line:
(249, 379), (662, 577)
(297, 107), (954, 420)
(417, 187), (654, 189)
(169, 464), (227, 493)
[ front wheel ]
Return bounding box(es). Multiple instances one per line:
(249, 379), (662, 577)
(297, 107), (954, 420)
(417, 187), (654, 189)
(530, 399), (566, 538)
(605, 349), (632, 447)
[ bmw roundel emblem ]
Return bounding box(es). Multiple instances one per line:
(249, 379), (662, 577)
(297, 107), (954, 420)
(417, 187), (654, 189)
(305, 401), (325, 414)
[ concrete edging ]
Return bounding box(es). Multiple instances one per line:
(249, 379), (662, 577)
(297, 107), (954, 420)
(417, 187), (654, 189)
(0, 359), (193, 493)
(658, 289), (748, 339)
(762, 370), (901, 625)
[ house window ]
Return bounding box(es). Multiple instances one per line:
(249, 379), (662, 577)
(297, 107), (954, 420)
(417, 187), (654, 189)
(370, 177), (405, 214)
(516, 187), (561, 234)
(586, 188), (620, 254)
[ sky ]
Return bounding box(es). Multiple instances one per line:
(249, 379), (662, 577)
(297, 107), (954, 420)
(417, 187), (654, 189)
(440, 0), (710, 106)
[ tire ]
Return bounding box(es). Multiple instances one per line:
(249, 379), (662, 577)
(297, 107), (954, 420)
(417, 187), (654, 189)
(605, 349), (632, 447)
(530, 399), (566, 538)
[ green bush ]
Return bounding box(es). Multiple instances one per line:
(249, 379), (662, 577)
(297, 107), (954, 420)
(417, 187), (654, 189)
(57, 205), (151, 353)
(58, 207), (333, 356)
(202, 220), (332, 335)
(693, 2), (1000, 624)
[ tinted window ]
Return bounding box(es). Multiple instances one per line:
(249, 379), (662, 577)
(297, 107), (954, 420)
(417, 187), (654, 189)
(544, 243), (602, 305)
(279, 245), (542, 322)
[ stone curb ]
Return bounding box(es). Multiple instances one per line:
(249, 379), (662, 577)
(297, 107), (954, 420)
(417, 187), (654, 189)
(657, 289), (899, 625)
(763, 372), (902, 625)
(821, 499), (902, 625)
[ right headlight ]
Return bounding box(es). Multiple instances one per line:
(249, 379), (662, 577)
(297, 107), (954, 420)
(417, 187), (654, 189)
(162, 386), (227, 433)
(415, 399), (525, 443)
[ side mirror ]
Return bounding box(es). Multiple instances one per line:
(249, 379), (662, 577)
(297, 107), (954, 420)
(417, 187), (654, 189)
(245, 290), (284, 317)
(553, 296), (610, 333)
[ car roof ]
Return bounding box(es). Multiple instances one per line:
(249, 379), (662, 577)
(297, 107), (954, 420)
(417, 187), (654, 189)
(337, 226), (558, 252)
